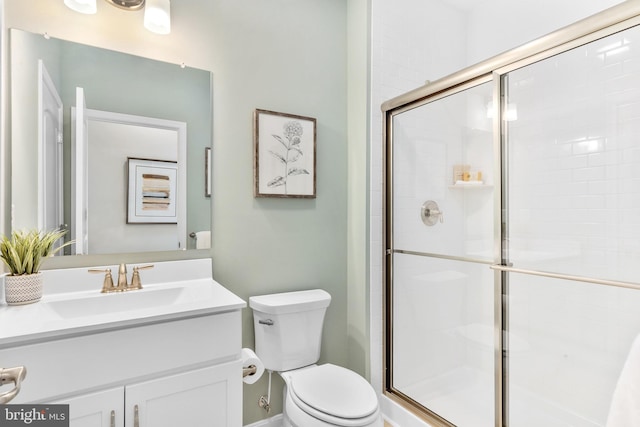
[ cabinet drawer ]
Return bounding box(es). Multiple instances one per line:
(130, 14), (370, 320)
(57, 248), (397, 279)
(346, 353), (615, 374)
(0, 311), (241, 403)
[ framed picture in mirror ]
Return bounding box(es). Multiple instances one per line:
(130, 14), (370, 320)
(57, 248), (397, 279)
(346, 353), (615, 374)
(127, 158), (178, 223)
(254, 109), (316, 198)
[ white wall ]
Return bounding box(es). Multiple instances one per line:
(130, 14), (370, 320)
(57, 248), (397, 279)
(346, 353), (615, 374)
(465, 0), (626, 65)
(87, 120), (179, 254)
(10, 30), (62, 230)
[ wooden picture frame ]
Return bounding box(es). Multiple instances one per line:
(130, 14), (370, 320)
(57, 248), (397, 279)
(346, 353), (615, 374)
(254, 109), (316, 198)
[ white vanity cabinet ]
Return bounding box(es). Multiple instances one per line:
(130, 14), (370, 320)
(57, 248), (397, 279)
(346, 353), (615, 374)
(60, 388), (123, 427)
(60, 362), (240, 427)
(4, 312), (243, 427)
(0, 260), (246, 427)
(126, 362), (240, 427)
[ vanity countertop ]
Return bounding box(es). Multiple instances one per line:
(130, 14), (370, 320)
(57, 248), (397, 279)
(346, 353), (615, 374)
(0, 259), (246, 347)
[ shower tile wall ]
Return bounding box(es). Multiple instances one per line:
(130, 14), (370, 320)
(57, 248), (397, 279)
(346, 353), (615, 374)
(508, 32), (640, 282)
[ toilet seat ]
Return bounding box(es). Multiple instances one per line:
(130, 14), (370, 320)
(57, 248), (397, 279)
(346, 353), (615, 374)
(286, 364), (380, 426)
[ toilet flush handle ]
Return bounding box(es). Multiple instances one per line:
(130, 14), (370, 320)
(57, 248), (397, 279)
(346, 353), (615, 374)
(259, 319), (274, 326)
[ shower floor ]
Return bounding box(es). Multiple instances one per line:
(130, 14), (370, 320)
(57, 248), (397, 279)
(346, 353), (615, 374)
(400, 366), (601, 427)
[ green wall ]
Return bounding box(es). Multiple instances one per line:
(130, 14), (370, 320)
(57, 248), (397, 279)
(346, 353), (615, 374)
(207, 2), (349, 423)
(3, 0), (356, 425)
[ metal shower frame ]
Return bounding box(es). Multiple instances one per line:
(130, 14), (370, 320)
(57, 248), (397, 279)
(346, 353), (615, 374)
(381, 3), (640, 426)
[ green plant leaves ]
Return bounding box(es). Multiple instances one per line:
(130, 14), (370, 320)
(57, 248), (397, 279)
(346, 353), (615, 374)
(0, 228), (73, 275)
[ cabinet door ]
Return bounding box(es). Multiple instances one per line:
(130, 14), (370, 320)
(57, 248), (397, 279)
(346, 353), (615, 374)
(55, 387), (124, 427)
(125, 361), (242, 427)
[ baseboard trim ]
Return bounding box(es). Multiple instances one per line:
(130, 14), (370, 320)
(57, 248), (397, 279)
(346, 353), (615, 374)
(244, 412), (398, 427)
(243, 414), (284, 427)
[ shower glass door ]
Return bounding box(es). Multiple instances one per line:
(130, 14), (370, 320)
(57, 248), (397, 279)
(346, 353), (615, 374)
(389, 80), (496, 426)
(385, 15), (640, 427)
(503, 23), (640, 427)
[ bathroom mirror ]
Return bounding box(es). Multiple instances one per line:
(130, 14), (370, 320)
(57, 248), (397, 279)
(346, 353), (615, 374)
(9, 29), (212, 255)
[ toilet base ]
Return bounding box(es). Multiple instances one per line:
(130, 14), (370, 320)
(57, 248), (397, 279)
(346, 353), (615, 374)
(282, 383), (383, 427)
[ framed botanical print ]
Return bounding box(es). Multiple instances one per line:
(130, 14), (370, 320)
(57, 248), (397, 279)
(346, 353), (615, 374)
(254, 109), (316, 198)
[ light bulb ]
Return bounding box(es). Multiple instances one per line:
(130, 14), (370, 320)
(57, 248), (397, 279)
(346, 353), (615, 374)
(144, 0), (171, 35)
(64, 0), (97, 14)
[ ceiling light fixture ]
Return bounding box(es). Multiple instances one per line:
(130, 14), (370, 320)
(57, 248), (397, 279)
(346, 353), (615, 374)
(143, 0), (171, 35)
(64, 0), (97, 14)
(105, 0), (145, 11)
(64, 0), (171, 35)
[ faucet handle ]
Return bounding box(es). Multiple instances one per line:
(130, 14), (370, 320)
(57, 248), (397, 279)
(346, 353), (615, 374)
(129, 264), (154, 290)
(88, 268), (115, 293)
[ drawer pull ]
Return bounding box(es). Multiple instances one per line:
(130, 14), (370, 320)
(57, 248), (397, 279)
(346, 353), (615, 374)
(134, 405), (140, 427)
(0, 366), (27, 404)
(110, 410), (115, 427)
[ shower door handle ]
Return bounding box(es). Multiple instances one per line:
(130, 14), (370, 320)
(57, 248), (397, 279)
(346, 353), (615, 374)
(0, 366), (27, 404)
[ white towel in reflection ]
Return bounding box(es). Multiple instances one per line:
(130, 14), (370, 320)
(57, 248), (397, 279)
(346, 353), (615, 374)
(606, 334), (640, 427)
(195, 231), (211, 249)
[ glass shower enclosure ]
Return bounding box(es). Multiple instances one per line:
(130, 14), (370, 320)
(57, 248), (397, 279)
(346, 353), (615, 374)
(383, 4), (640, 426)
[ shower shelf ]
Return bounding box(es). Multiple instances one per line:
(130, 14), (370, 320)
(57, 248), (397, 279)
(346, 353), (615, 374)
(448, 184), (493, 189)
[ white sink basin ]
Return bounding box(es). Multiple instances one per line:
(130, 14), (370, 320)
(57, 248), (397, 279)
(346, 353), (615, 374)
(0, 259), (247, 346)
(47, 286), (184, 319)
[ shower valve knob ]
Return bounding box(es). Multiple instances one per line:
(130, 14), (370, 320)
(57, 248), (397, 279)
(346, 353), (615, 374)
(421, 200), (443, 226)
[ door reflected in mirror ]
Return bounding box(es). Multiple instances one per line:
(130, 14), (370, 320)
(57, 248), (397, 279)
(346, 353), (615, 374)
(10, 29), (212, 255)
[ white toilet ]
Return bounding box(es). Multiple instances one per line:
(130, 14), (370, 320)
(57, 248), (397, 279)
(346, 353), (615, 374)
(250, 289), (382, 427)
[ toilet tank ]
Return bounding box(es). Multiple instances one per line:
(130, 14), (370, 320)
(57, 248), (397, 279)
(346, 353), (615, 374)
(250, 289), (331, 372)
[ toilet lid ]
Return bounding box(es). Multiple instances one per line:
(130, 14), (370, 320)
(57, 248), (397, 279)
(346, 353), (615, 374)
(289, 364), (378, 420)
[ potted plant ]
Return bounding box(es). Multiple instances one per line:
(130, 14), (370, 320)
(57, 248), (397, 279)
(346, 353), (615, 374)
(0, 228), (72, 305)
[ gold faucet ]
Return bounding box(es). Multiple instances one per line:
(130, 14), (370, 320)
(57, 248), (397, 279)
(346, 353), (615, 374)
(117, 263), (128, 290)
(88, 264), (154, 293)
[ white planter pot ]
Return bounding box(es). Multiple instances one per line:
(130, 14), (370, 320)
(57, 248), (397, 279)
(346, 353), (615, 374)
(4, 273), (43, 305)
